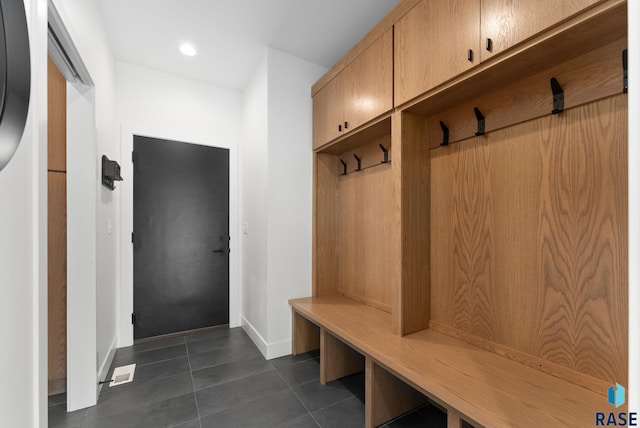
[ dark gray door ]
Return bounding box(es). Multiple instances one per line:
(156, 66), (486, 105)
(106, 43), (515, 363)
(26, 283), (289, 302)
(133, 135), (229, 339)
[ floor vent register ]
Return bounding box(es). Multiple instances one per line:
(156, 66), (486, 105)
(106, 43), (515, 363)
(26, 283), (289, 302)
(109, 364), (136, 387)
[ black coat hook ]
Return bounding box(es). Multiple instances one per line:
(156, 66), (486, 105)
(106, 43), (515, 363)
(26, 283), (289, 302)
(473, 107), (485, 136)
(550, 78), (564, 114)
(340, 159), (347, 176)
(439, 121), (449, 146)
(379, 144), (389, 164)
(354, 154), (362, 171)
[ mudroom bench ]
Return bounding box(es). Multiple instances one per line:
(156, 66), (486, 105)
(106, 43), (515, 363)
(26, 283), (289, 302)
(290, 296), (606, 428)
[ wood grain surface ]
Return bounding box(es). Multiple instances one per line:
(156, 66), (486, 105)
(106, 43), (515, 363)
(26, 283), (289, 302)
(48, 171), (67, 394)
(320, 329), (365, 384)
(48, 56), (66, 172)
(430, 94), (628, 386)
(311, 0), (421, 96)
(313, 76), (344, 149)
(290, 295), (612, 427)
(48, 56), (67, 395)
(393, 112), (431, 335)
(481, 0), (601, 61)
(365, 358), (427, 427)
(403, 0), (626, 115)
(343, 29), (393, 133)
(394, 0), (480, 106)
(292, 310), (320, 355)
(426, 38), (627, 148)
(338, 161), (394, 312)
(313, 153), (341, 297)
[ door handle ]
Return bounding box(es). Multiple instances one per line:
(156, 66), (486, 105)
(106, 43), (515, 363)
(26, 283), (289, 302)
(212, 248), (230, 254)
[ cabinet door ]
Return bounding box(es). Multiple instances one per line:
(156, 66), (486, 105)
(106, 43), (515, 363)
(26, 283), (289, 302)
(343, 29), (393, 132)
(313, 75), (344, 149)
(48, 171), (67, 393)
(481, 0), (600, 61)
(395, 0), (480, 106)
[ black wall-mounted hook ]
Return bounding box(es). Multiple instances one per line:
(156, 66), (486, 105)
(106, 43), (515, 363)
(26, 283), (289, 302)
(550, 78), (564, 114)
(623, 49), (628, 94)
(439, 121), (449, 146)
(340, 159), (347, 176)
(379, 144), (389, 164)
(354, 154), (362, 171)
(473, 107), (485, 136)
(102, 155), (123, 190)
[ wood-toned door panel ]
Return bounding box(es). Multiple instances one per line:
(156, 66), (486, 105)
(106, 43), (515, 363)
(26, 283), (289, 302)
(395, 0), (480, 106)
(48, 171), (67, 394)
(313, 76), (344, 149)
(48, 55), (67, 396)
(481, 0), (601, 61)
(343, 29), (393, 132)
(48, 56), (66, 172)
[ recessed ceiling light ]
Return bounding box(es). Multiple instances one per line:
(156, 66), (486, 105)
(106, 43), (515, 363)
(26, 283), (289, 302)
(179, 43), (197, 56)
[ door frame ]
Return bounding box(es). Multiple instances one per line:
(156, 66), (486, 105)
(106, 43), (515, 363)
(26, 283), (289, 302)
(119, 125), (240, 347)
(47, 0), (98, 412)
(65, 81), (97, 411)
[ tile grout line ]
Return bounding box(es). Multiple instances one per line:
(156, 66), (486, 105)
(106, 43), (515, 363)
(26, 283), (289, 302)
(273, 366), (323, 428)
(184, 336), (204, 428)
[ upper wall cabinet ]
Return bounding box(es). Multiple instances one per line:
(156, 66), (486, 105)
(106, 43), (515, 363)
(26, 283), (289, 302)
(313, 29), (393, 150)
(480, 0), (601, 61)
(313, 75), (344, 148)
(394, 0), (480, 107)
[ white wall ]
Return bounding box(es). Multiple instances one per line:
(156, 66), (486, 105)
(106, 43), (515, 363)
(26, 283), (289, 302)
(65, 82), (97, 410)
(51, 0), (118, 407)
(266, 49), (327, 354)
(0, 0), (47, 426)
(115, 61), (243, 346)
(241, 48), (326, 358)
(241, 54), (270, 347)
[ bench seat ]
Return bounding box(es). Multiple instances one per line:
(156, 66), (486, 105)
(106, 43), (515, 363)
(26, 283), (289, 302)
(290, 295), (606, 428)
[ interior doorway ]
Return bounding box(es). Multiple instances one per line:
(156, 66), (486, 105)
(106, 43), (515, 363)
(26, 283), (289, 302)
(133, 136), (230, 339)
(47, 56), (67, 396)
(48, 0), (98, 411)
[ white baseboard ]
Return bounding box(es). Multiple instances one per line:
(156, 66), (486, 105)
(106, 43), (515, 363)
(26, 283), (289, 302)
(96, 335), (118, 396)
(266, 338), (292, 360)
(241, 316), (291, 360)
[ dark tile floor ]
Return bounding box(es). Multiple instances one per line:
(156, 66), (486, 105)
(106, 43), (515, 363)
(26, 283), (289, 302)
(49, 327), (446, 428)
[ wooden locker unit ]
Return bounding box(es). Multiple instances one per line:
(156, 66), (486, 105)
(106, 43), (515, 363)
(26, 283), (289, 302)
(312, 29), (393, 149)
(296, 0), (628, 426)
(342, 29), (393, 134)
(313, 120), (398, 311)
(480, 0), (602, 61)
(430, 94), (628, 391)
(394, 0), (480, 106)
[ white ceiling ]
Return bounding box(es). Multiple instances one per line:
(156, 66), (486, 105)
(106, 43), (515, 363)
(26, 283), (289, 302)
(97, 0), (401, 90)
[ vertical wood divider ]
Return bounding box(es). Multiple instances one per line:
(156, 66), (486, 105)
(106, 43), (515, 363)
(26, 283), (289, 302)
(392, 111), (431, 335)
(447, 409), (463, 428)
(320, 329), (364, 385)
(292, 310), (320, 355)
(365, 357), (428, 427)
(313, 152), (340, 297)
